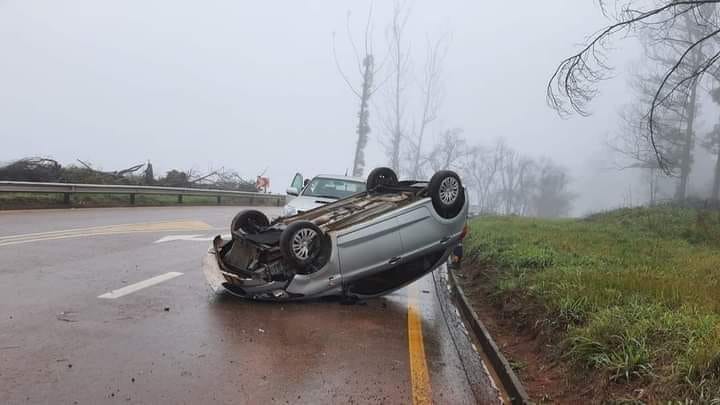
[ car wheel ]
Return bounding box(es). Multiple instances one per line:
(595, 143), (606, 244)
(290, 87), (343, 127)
(231, 210), (270, 234)
(366, 167), (398, 190)
(428, 170), (465, 219)
(280, 221), (329, 272)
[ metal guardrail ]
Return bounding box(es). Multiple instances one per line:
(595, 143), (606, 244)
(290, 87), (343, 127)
(0, 181), (287, 207)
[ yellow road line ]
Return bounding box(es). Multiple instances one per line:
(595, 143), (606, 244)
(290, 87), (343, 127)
(408, 285), (433, 405)
(0, 220), (212, 247)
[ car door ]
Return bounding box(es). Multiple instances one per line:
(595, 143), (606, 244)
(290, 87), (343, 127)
(287, 173), (303, 195)
(395, 203), (455, 259)
(336, 217), (404, 282)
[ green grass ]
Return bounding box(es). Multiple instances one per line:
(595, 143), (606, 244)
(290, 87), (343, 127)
(464, 206), (720, 401)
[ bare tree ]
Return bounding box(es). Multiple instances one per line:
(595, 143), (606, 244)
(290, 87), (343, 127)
(459, 139), (574, 217)
(515, 159), (537, 216)
(611, 64), (692, 200)
(659, 11), (709, 199)
(383, 1), (411, 173)
(462, 144), (502, 214)
(548, 1), (720, 172)
(333, 6), (388, 177)
(426, 128), (467, 172)
(529, 159), (574, 218)
(77, 159), (145, 179)
(645, 166), (662, 204)
(143, 161), (155, 185)
(407, 37), (448, 178)
(614, 13), (712, 199)
(376, 1), (451, 177)
(462, 139), (536, 215)
(184, 167), (256, 191)
(0, 157), (62, 182)
(495, 140), (535, 215)
(703, 86), (720, 200)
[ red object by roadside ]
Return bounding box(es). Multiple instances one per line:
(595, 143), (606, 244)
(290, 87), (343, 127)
(459, 223), (469, 240)
(256, 176), (270, 193)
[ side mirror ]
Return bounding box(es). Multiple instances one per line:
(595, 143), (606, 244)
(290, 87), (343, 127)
(286, 187), (299, 196)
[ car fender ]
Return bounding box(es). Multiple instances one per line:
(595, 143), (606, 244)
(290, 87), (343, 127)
(394, 196), (469, 261)
(284, 233), (343, 298)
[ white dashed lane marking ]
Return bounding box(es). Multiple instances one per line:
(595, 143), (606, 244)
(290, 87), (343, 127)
(98, 272), (184, 299)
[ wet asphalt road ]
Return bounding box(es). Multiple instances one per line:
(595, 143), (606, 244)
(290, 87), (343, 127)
(0, 206), (501, 404)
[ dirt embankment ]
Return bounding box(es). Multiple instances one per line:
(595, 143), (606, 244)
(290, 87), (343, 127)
(454, 263), (643, 404)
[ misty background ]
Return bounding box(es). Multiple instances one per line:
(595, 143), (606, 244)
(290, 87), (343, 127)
(0, 1), (646, 215)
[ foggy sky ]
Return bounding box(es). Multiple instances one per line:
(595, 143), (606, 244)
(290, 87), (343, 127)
(0, 1), (641, 214)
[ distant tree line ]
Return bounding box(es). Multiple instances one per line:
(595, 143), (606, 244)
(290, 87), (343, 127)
(0, 157), (258, 192)
(401, 132), (574, 218)
(334, 2), (574, 217)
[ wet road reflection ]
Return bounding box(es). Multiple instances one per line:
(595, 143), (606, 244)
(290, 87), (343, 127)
(0, 207), (496, 404)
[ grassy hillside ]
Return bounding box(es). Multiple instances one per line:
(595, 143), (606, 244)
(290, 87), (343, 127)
(462, 206), (720, 401)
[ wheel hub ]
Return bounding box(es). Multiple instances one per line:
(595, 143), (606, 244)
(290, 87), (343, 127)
(439, 177), (459, 205)
(291, 228), (317, 260)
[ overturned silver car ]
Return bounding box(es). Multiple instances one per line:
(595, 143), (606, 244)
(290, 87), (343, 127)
(202, 168), (468, 301)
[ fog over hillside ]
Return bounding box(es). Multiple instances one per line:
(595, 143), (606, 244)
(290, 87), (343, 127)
(0, 1), (660, 215)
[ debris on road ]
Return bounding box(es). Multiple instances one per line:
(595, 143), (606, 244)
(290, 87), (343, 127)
(57, 311), (78, 322)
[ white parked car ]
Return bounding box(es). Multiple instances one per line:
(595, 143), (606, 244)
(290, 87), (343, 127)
(282, 173), (366, 216)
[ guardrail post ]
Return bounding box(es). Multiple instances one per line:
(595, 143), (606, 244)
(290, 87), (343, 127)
(216, 196), (221, 205)
(130, 194), (136, 205)
(63, 193), (71, 205)
(177, 195), (183, 204)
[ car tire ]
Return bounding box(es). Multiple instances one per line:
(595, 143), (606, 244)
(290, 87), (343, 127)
(428, 170), (465, 219)
(280, 221), (329, 272)
(230, 210), (270, 234)
(366, 167), (398, 190)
